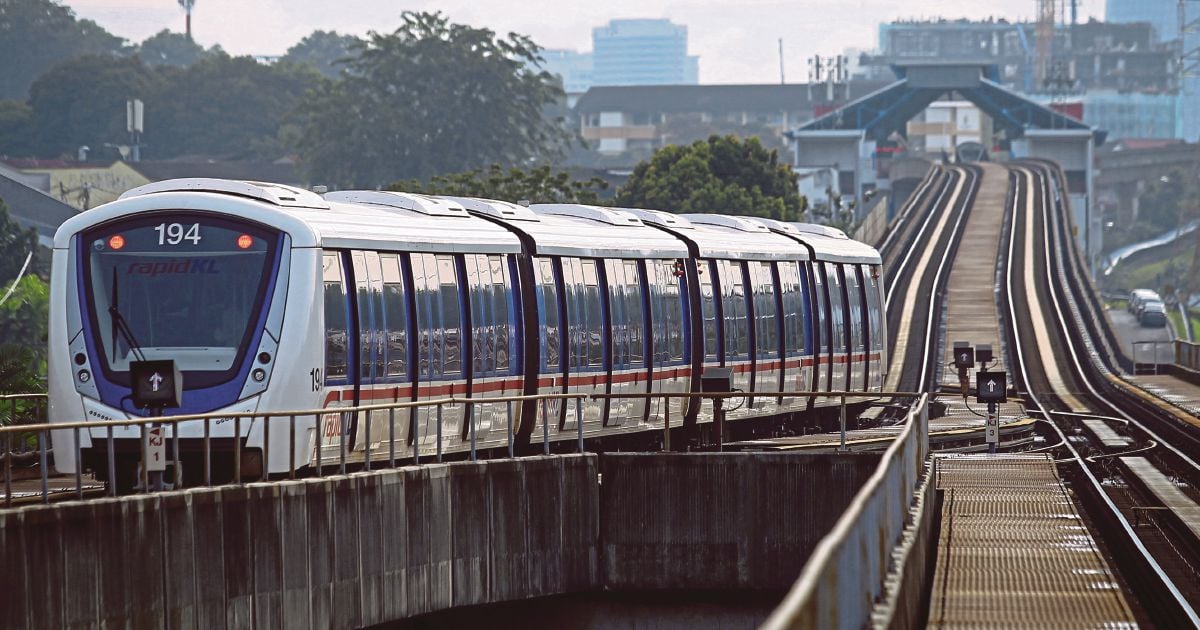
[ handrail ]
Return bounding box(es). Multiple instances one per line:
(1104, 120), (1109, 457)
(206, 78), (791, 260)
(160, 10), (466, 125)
(1176, 339), (1200, 372)
(762, 393), (929, 630)
(2, 389), (924, 438)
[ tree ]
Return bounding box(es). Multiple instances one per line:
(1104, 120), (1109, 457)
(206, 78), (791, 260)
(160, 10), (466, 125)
(28, 55), (161, 158)
(0, 0), (126, 100)
(0, 100), (34, 156)
(615, 135), (803, 220)
(0, 197), (47, 394)
(391, 164), (609, 204)
(283, 30), (360, 78)
(135, 29), (207, 67)
(293, 11), (571, 188)
(145, 54), (320, 158)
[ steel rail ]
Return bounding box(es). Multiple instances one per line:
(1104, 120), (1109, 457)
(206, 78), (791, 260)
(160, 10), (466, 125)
(1006, 164), (1199, 625)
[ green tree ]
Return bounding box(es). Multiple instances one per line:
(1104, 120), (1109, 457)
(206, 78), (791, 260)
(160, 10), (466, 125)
(615, 135), (803, 220)
(135, 29), (207, 67)
(28, 55), (161, 158)
(0, 100), (34, 156)
(293, 11), (571, 188)
(0, 0), (126, 100)
(391, 163), (609, 204)
(283, 30), (360, 78)
(145, 54), (320, 158)
(0, 198), (47, 394)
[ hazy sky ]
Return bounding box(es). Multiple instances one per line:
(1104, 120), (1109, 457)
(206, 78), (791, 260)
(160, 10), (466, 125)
(62, 0), (1106, 84)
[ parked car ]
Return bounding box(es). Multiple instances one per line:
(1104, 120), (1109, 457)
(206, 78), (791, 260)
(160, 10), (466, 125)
(1137, 298), (1165, 320)
(1129, 289), (1160, 314)
(1139, 302), (1169, 328)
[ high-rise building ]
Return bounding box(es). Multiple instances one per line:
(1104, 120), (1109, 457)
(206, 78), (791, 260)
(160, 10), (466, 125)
(539, 49), (595, 97)
(591, 19), (699, 86)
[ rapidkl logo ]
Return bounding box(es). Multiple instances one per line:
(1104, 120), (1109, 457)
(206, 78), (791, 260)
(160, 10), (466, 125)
(127, 259), (219, 276)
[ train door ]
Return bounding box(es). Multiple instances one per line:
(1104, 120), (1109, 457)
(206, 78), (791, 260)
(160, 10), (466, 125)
(532, 257), (565, 446)
(604, 259), (647, 427)
(749, 261), (781, 411)
(715, 260), (752, 418)
(844, 263), (867, 391)
(778, 261), (808, 410)
(350, 251), (390, 453)
(862, 264), (885, 392)
(319, 251), (354, 464)
(377, 253), (414, 457)
(826, 262), (848, 394)
(807, 262), (830, 399)
(560, 258), (606, 434)
(410, 253), (467, 456)
(464, 254), (519, 444)
(647, 259), (689, 428)
(695, 260), (721, 424)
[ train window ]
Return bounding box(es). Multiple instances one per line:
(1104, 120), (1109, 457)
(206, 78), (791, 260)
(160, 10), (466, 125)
(379, 253), (408, 378)
(863, 265), (883, 353)
(826, 263), (847, 355)
(719, 260), (749, 361)
(437, 255), (462, 376)
(779, 261), (805, 357)
(623, 260), (645, 367)
(322, 252), (348, 380)
(581, 260), (604, 368)
(844, 264), (865, 353)
(698, 261), (719, 361)
(465, 255), (490, 376)
(562, 258), (584, 370)
(606, 259), (645, 370)
(411, 253), (436, 378)
(752, 262), (779, 359)
(352, 252), (372, 381)
(490, 256), (514, 374)
(535, 258), (560, 371)
(810, 263), (829, 354)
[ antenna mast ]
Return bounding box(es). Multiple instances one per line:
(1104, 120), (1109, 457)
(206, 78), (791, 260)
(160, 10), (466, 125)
(178, 0), (196, 41)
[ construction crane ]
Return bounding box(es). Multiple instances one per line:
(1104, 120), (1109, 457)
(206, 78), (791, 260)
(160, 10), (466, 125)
(178, 0), (196, 41)
(1035, 0), (1055, 88)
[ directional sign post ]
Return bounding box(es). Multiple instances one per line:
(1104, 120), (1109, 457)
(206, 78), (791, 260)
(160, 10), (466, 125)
(976, 370), (1006, 454)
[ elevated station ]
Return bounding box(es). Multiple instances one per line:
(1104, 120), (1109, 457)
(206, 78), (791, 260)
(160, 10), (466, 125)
(787, 60), (1106, 271)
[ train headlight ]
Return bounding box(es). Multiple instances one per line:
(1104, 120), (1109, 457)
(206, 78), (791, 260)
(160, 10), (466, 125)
(77, 369), (91, 383)
(252, 368), (266, 383)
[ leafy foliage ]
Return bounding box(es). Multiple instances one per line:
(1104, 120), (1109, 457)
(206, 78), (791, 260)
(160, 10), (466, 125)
(144, 55), (320, 159)
(28, 55), (162, 158)
(391, 164), (609, 204)
(0, 198), (47, 394)
(615, 135), (803, 220)
(0, 0), (126, 100)
(135, 29), (208, 67)
(283, 30), (360, 78)
(294, 11), (571, 188)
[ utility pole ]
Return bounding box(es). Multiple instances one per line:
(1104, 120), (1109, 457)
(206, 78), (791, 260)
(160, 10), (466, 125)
(779, 39), (785, 84)
(178, 0), (196, 41)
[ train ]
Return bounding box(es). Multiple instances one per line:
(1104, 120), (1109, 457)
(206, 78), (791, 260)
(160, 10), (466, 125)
(47, 178), (885, 483)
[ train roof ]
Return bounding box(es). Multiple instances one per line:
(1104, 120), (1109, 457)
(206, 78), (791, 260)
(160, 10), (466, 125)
(459, 202), (690, 259)
(674, 214), (809, 260)
(54, 180), (523, 253)
(743, 217), (882, 265)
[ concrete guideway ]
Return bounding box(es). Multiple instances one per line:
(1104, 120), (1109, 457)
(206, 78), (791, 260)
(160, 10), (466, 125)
(928, 454), (1136, 627)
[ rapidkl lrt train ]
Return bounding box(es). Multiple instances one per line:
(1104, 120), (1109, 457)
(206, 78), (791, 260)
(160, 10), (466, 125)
(47, 179), (885, 484)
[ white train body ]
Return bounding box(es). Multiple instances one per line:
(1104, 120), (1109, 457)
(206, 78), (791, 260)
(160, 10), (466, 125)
(48, 180), (885, 477)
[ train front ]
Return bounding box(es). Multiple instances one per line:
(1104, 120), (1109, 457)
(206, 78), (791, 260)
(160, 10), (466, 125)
(47, 181), (314, 483)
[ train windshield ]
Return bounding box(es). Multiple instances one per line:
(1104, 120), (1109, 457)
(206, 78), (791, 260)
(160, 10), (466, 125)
(82, 216), (278, 382)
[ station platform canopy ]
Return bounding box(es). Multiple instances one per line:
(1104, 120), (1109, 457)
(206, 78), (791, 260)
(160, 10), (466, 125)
(794, 61), (1106, 146)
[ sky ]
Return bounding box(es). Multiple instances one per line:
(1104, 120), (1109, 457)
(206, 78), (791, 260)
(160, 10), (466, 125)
(61, 0), (1107, 84)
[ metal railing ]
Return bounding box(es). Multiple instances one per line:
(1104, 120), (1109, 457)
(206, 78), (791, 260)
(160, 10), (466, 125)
(1176, 339), (1200, 372)
(762, 393), (930, 630)
(1, 389), (918, 508)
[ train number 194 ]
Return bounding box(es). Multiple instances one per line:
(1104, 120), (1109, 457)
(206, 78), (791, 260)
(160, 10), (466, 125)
(155, 222), (201, 245)
(309, 367), (322, 392)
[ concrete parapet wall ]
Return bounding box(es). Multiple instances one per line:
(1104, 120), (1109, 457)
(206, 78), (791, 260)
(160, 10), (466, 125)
(600, 453), (881, 591)
(0, 455), (599, 630)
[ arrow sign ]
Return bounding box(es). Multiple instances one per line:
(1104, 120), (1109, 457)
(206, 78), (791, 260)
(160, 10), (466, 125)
(986, 380), (997, 393)
(975, 370), (1007, 403)
(149, 372), (163, 392)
